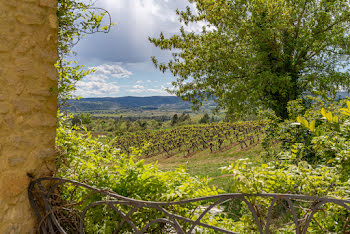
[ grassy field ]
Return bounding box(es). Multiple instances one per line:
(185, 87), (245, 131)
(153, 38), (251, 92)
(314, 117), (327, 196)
(144, 143), (264, 192)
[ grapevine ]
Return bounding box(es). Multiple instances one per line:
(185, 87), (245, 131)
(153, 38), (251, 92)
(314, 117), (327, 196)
(113, 121), (266, 157)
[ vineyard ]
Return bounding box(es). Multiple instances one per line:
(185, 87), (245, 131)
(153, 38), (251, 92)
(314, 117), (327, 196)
(113, 121), (266, 157)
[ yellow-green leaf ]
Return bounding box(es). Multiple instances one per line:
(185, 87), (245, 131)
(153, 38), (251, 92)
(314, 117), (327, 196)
(309, 120), (315, 132)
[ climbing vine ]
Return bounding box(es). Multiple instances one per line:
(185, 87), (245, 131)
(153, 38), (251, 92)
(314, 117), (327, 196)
(56, 0), (113, 105)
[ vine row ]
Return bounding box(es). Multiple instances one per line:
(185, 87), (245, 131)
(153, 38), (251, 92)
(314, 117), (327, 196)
(113, 121), (266, 157)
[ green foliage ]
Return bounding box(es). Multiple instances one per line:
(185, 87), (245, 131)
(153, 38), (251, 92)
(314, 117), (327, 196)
(172, 112), (192, 126)
(222, 99), (350, 232)
(179, 112), (191, 122)
(222, 159), (348, 197)
(56, 113), (221, 232)
(199, 113), (210, 124)
(171, 113), (179, 126)
(221, 159), (350, 233)
(113, 121), (264, 157)
(56, 60), (94, 102)
(78, 112), (92, 125)
(150, 0), (350, 118)
(57, 0), (113, 104)
(78, 117), (164, 134)
(263, 98), (350, 174)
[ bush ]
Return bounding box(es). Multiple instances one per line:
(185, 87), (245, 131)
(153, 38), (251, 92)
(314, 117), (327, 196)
(221, 99), (350, 232)
(56, 113), (221, 232)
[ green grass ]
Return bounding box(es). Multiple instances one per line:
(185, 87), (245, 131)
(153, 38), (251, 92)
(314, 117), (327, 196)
(144, 143), (264, 192)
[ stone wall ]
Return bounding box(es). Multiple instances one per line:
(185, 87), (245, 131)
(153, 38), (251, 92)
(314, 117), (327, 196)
(0, 0), (58, 233)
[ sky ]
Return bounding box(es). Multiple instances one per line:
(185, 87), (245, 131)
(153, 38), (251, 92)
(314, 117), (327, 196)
(73, 0), (199, 98)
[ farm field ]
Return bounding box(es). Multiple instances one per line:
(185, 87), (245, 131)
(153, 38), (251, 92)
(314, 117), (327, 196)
(113, 122), (264, 156)
(108, 120), (267, 191)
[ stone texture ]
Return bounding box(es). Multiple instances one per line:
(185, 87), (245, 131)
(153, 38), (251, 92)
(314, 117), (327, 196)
(0, 0), (58, 233)
(0, 103), (10, 114)
(16, 3), (46, 25)
(0, 33), (17, 52)
(34, 148), (56, 159)
(26, 113), (57, 127)
(0, 172), (29, 197)
(40, 0), (57, 8)
(4, 0), (17, 7)
(8, 156), (26, 167)
(15, 35), (36, 54)
(48, 14), (58, 29)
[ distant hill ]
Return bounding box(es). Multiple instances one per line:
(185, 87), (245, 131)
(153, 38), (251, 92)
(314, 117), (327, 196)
(63, 92), (350, 113)
(63, 96), (216, 112)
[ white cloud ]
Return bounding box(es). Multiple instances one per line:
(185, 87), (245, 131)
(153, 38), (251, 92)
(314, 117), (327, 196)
(146, 88), (169, 95)
(129, 89), (145, 94)
(128, 85), (171, 96)
(88, 63), (132, 81)
(75, 63), (133, 97)
(76, 81), (120, 97)
(74, 59), (179, 97)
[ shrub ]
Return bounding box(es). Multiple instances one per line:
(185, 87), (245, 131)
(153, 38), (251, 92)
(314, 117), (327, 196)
(222, 99), (350, 232)
(56, 113), (221, 232)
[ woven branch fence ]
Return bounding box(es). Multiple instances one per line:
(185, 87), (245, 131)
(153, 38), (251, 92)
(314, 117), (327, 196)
(28, 177), (350, 233)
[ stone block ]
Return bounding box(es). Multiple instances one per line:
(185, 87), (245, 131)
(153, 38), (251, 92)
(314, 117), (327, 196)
(48, 14), (58, 29)
(4, 0), (17, 7)
(0, 172), (29, 197)
(16, 3), (45, 25)
(7, 205), (24, 220)
(16, 115), (25, 126)
(0, 103), (11, 114)
(39, 0), (57, 8)
(8, 157), (26, 167)
(34, 148), (55, 159)
(0, 33), (16, 52)
(15, 36), (36, 54)
(1, 117), (15, 129)
(13, 100), (31, 114)
(16, 14), (45, 25)
(0, 199), (9, 215)
(5, 223), (21, 234)
(46, 65), (58, 81)
(40, 48), (59, 63)
(26, 113), (57, 127)
(28, 88), (52, 97)
(15, 57), (35, 75)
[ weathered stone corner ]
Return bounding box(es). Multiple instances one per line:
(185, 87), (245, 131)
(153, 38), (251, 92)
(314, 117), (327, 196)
(0, 0), (58, 233)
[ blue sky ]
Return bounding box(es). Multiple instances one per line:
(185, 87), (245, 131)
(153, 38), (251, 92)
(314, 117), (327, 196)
(73, 0), (200, 98)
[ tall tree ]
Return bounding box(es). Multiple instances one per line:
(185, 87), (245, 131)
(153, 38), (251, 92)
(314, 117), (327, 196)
(150, 0), (350, 118)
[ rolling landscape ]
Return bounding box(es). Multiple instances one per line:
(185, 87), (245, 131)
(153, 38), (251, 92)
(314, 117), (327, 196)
(63, 95), (220, 122)
(64, 96), (216, 112)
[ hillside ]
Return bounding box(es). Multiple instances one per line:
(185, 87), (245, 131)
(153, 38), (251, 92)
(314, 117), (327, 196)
(63, 96), (216, 112)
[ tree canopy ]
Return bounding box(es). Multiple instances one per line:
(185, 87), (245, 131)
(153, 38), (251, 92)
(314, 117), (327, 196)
(150, 0), (350, 118)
